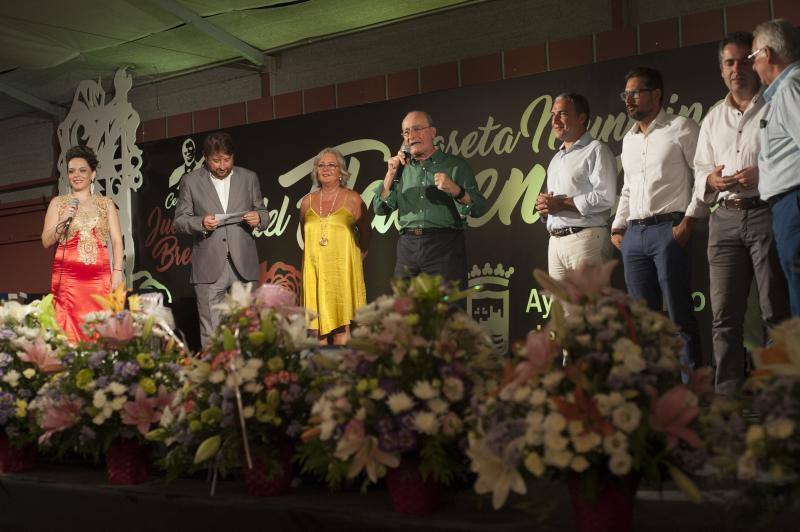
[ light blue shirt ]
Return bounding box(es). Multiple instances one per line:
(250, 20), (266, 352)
(758, 61), (800, 201)
(545, 132), (617, 231)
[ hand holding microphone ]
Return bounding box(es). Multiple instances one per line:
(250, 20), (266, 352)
(61, 198), (79, 231)
(382, 144), (413, 196)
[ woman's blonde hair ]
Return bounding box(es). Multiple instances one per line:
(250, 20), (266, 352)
(310, 147), (350, 187)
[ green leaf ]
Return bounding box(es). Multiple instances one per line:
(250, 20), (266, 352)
(194, 435), (221, 464)
(222, 328), (236, 351)
(145, 428), (168, 442)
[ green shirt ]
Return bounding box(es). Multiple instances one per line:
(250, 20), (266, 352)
(373, 150), (487, 230)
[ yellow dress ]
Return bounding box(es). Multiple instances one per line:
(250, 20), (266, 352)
(302, 206), (366, 335)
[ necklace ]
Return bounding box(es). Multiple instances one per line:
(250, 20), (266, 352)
(318, 186), (341, 246)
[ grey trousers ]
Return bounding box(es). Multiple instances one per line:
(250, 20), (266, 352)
(708, 205), (789, 393)
(194, 258), (248, 347)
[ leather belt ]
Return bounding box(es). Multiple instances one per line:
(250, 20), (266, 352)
(549, 226), (586, 238)
(629, 212), (684, 226)
(400, 227), (461, 236)
(718, 197), (767, 210)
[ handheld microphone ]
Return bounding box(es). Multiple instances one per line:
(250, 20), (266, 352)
(64, 198), (79, 232)
(392, 144), (413, 188)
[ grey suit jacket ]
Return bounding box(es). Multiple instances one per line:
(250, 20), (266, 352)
(174, 165), (269, 284)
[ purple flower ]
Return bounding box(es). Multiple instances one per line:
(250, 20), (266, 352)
(379, 378), (400, 395)
(80, 426), (96, 444)
(95, 376), (109, 388)
(113, 361), (140, 379)
(0, 329), (14, 340)
(88, 350), (108, 369)
(0, 352), (12, 368)
(396, 428), (417, 453)
(398, 412), (416, 432)
(485, 419), (526, 463)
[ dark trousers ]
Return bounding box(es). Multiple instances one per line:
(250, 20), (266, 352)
(708, 205), (789, 393)
(621, 221), (702, 370)
(395, 230), (467, 288)
(770, 188), (800, 316)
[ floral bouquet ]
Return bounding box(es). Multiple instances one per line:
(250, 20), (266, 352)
(153, 283), (315, 494)
(466, 262), (710, 516)
(299, 274), (501, 503)
(29, 287), (186, 464)
(0, 297), (67, 469)
(702, 317), (800, 522)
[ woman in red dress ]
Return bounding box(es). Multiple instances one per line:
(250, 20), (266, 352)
(41, 146), (125, 342)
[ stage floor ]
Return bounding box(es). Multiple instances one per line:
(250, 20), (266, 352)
(0, 464), (796, 531)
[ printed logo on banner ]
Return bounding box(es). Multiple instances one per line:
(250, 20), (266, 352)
(467, 263), (515, 355)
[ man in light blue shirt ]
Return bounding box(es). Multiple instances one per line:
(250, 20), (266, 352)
(752, 19), (800, 315)
(535, 93), (616, 279)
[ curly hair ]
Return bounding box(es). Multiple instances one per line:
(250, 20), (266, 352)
(65, 145), (99, 171)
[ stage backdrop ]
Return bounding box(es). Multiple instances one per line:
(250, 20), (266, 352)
(132, 41), (761, 356)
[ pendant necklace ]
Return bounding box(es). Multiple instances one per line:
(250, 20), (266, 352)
(319, 186), (341, 246)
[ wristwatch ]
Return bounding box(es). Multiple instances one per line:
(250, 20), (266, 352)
(454, 186), (466, 201)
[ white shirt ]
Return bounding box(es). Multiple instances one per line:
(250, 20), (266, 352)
(694, 90), (767, 204)
(758, 61), (800, 201)
(612, 109), (707, 230)
(545, 132), (617, 230)
(209, 169), (232, 212)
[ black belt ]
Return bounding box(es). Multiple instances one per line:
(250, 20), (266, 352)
(629, 212), (684, 226)
(400, 227), (462, 236)
(767, 185), (800, 207)
(718, 197), (767, 210)
(549, 226), (586, 237)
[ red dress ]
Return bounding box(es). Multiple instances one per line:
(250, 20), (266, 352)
(51, 195), (113, 342)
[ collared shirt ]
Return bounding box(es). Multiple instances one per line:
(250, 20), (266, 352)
(758, 61), (800, 201)
(612, 109), (707, 230)
(209, 169), (232, 212)
(694, 90), (768, 204)
(373, 149), (487, 230)
(545, 131), (616, 231)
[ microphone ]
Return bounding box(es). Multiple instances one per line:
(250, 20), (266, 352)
(63, 198), (79, 232)
(392, 144), (413, 188)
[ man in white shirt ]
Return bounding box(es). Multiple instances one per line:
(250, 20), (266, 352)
(175, 131), (270, 345)
(536, 93), (616, 279)
(694, 32), (789, 394)
(611, 67), (706, 373)
(751, 19), (800, 316)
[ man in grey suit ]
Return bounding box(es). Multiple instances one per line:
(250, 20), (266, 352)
(175, 131), (269, 346)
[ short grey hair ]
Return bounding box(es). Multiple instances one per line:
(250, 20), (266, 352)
(310, 147), (351, 187)
(753, 19), (800, 63)
(404, 110), (435, 127)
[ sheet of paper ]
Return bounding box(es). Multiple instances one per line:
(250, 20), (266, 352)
(214, 211), (247, 226)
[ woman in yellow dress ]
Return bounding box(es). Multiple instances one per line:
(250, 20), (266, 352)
(301, 148), (370, 345)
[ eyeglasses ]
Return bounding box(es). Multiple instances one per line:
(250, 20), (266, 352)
(747, 47), (765, 60)
(316, 163), (339, 170)
(619, 88), (656, 102)
(401, 125), (431, 137)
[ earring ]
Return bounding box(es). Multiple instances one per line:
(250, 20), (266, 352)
(90, 179), (95, 194)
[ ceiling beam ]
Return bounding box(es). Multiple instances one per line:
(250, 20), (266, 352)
(0, 82), (63, 117)
(146, 0), (267, 67)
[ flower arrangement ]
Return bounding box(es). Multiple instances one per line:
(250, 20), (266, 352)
(0, 297), (66, 449)
(29, 287), (187, 459)
(702, 317), (800, 521)
(154, 283), (315, 482)
(466, 262), (709, 510)
(299, 274), (501, 490)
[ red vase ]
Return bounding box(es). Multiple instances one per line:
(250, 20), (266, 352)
(243, 444), (293, 497)
(105, 438), (150, 485)
(385, 458), (442, 515)
(0, 435), (36, 474)
(567, 473), (639, 532)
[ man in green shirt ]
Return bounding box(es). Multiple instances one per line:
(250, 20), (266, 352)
(374, 110), (487, 286)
